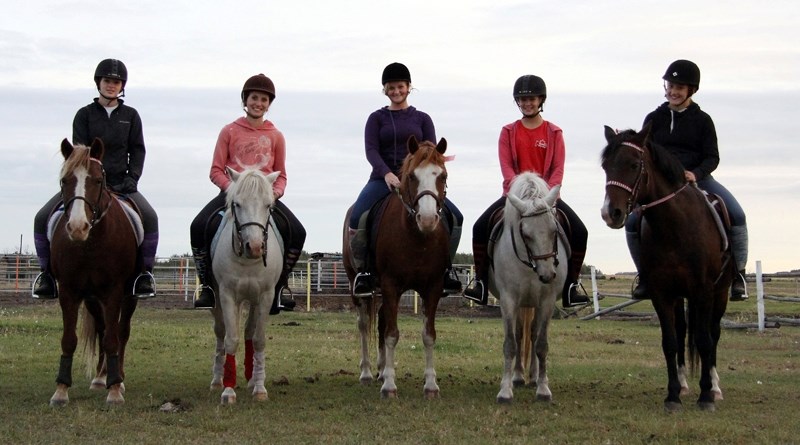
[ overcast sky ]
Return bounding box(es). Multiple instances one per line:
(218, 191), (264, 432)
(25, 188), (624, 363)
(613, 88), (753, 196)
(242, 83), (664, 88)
(1, 0), (798, 274)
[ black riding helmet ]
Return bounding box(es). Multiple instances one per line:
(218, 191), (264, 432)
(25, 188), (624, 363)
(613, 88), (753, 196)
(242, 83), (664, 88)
(382, 62), (411, 85)
(662, 59), (700, 91)
(513, 75), (547, 113)
(241, 73), (276, 103)
(94, 59), (128, 97)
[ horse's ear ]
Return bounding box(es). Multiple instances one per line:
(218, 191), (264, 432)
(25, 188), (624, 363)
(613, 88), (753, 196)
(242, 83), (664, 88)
(436, 137), (447, 154)
(89, 137), (104, 160)
(265, 171), (281, 183)
(227, 166), (240, 182)
(407, 135), (419, 154)
(603, 126), (617, 143)
(545, 184), (561, 207)
(640, 121), (653, 141)
(507, 193), (528, 213)
(60, 138), (73, 160)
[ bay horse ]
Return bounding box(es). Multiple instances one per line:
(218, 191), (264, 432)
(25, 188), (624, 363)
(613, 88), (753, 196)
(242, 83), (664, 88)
(490, 172), (567, 404)
(209, 167), (283, 405)
(600, 125), (733, 412)
(49, 138), (140, 406)
(342, 136), (451, 399)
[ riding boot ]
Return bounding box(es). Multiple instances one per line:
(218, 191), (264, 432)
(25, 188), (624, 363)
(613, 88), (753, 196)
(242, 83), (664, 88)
(32, 233), (57, 299)
(729, 225), (749, 301)
(272, 248), (301, 314)
(626, 230), (648, 300)
(442, 222), (463, 295)
(562, 252), (589, 307)
(133, 232), (158, 299)
(348, 228), (373, 297)
(192, 247), (216, 309)
(463, 241), (489, 305)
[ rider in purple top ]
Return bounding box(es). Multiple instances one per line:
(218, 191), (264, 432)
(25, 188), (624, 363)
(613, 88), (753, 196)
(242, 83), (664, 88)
(347, 62), (463, 297)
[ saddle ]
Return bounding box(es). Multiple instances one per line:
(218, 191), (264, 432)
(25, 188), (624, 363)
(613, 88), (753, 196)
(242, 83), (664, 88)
(46, 194), (144, 246)
(486, 206), (572, 268)
(701, 190), (732, 252)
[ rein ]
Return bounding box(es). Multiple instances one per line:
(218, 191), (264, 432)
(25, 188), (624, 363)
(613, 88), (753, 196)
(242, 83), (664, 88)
(61, 159), (111, 227)
(605, 141), (689, 214)
(230, 201), (271, 267)
(510, 207), (560, 271)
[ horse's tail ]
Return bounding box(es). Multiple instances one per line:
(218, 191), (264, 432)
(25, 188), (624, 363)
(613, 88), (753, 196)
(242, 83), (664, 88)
(79, 303), (98, 378)
(520, 307), (535, 375)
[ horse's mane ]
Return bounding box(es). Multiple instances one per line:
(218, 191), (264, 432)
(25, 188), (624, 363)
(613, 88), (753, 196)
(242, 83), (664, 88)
(225, 169), (274, 207)
(506, 172), (551, 215)
(400, 140), (445, 179)
(60, 144), (93, 178)
(602, 129), (685, 187)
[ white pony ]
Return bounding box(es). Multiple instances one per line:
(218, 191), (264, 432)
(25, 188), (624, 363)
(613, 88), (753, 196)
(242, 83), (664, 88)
(209, 167), (282, 405)
(490, 172), (568, 403)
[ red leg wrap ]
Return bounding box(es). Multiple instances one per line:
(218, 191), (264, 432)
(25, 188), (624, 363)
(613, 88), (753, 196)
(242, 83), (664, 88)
(223, 354), (237, 389)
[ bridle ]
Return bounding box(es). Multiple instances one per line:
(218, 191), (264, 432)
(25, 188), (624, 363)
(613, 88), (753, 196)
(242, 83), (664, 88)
(510, 205), (560, 271)
(605, 141), (688, 216)
(394, 184), (445, 219)
(230, 201), (271, 267)
(61, 159), (111, 227)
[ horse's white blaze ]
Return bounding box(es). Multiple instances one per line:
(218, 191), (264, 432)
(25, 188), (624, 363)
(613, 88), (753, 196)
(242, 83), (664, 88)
(66, 166), (92, 241)
(414, 163), (442, 232)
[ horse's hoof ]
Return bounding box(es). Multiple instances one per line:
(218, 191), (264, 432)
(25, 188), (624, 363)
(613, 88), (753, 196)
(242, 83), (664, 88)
(49, 397), (69, 407)
(210, 382), (223, 390)
(496, 396), (513, 404)
(380, 389), (397, 399)
(663, 401), (683, 413)
(221, 388), (237, 405)
(697, 401), (716, 412)
(90, 378), (106, 390)
(253, 391), (268, 402)
(712, 389), (724, 401)
(512, 379), (526, 388)
(535, 393), (553, 402)
(424, 389), (440, 400)
(680, 386), (691, 396)
(106, 395), (125, 405)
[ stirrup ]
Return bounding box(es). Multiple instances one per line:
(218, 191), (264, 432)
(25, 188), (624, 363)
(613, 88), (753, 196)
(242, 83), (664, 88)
(463, 279), (488, 305)
(352, 272), (373, 297)
(443, 268), (462, 295)
(563, 282), (590, 307)
(31, 272), (58, 300)
(276, 286), (296, 310)
(133, 271), (156, 299)
(194, 285), (216, 309)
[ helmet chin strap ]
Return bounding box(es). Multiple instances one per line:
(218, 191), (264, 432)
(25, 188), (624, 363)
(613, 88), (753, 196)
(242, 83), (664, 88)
(98, 89), (124, 103)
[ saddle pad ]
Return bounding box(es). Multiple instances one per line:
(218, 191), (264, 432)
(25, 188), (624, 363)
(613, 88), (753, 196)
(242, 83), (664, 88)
(210, 211), (284, 259)
(47, 200), (143, 246)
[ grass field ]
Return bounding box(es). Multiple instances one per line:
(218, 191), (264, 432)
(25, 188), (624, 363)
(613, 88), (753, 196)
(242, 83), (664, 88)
(1, 296), (798, 445)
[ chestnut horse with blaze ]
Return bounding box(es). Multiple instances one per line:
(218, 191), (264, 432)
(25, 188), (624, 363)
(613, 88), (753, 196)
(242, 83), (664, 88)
(49, 138), (140, 406)
(343, 136), (451, 399)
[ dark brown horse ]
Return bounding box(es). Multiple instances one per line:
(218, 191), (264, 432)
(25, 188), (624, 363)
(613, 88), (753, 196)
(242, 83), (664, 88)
(49, 138), (140, 406)
(343, 136), (450, 399)
(600, 125), (734, 412)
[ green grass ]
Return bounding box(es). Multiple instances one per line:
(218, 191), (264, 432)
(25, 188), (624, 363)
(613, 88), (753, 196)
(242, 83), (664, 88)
(1, 304), (799, 444)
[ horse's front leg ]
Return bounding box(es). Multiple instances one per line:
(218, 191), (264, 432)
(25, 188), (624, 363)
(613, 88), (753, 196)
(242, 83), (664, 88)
(247, 299), (270, 401)
(356, 300), (374, 384)
(496, 301), (518, 404)
(101, 293), (125, 405)
(421, 294), (441, 399)
(220, 294), (241, 405)
(378, 289), (400, 399)
(210, 306), (225, 390)
(533, 305), (555, 402)
(655, 301), (683, 412)
(50, 294), (81, 407)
